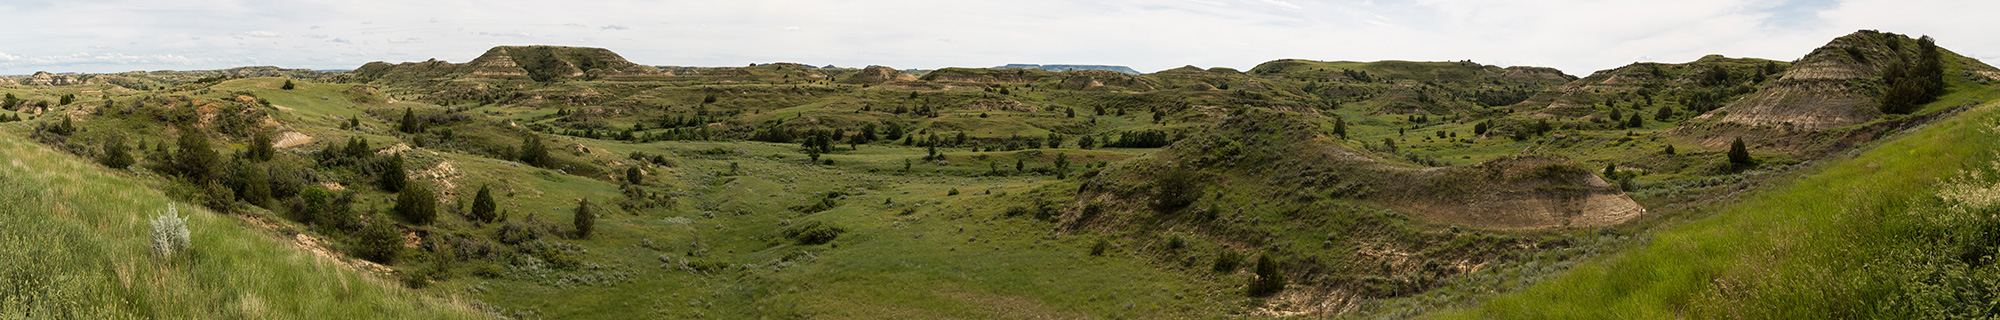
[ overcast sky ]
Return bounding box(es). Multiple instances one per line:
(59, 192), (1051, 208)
(0, 0), (1992, 76)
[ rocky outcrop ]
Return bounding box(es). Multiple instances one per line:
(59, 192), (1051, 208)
(838, 66), (917, 85)
(1703, 30), (1999, 130)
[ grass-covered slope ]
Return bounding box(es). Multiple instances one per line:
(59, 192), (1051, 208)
(0, 131), (478, 319)
(1440, 99), (2000, 318)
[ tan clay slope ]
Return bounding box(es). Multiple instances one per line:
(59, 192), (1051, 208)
(837, 66), (918, 85)
(1083, 109), (1639, 230)
(1705, 30), (2000, 130)
(1515, 55), (1785, 117)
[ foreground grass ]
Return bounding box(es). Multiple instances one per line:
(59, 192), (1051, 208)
(1439, 100), (2000, 318)
(0, 131), (479, 319)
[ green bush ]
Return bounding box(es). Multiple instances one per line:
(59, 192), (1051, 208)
(1213, 250), (1244, 273)
(1090, 239), (1110, 256)
(470, 185), (498, 223)
(782, 220), (845, 245)
(574, 199), (596, 239)
(1248, 254), (1286, 296)
(394, 183), (436, 225)
(352, 217), (402, 264)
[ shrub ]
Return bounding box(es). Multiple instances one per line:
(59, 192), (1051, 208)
(150, 204), (191, 259)
(99, 134), (134, 169)
(782, 220), (845, 245)
(574, 199), (596, 239)
(1728, 137), (1755, 168)
(470, 185), (498, 223)
(352, 217), (402, 263)
(1213, 250), (1244, 273)
(380, 154), (406, 192)
(1248, 254), (1286, 296)
(281, 79), (295, 90)
(495, 222), (540, 245)
(394, 183), (436, 225)
(1153, 167), (1201, 213)
(1090, 239), (1110, 256)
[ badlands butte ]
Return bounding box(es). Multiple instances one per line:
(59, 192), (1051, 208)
(4, 29), (2000, 319)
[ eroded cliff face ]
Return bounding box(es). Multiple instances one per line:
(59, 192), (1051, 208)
(837, 66), (917, 85)
(1704, 30), (1999, 130)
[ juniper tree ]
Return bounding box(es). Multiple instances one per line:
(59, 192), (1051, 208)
(1728, 137), (1754, 167)
(394, 182), (436, 225)
(471, 185), (498, 223)
(574, 198), (596, 239)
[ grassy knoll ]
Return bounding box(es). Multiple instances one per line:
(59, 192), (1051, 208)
(0, 130), (479, 319)
(1439, 99), (2000, 318)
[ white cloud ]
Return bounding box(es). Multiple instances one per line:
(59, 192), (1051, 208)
(0, 0), (1991, 75)
(240, 31), (282, 38)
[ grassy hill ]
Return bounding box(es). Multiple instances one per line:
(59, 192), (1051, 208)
(0, 129), (477, 318)
(1439, 94), (2000, 319)
(4, 30), (2000, 319)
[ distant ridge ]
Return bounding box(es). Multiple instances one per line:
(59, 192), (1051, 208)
(993, 64), (1140, 75)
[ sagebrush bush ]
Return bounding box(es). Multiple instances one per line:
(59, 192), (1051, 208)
(150, 204), (191, 259)
(352, 217), (402, 263)
(1213, 250), (1244, 273)
(782, 220), (845, 245)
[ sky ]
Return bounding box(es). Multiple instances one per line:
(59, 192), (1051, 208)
(0, 0), (1992, 76)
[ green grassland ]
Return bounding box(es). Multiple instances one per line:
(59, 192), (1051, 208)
(6, 29), (2000, 319)
(0, 128), (478, 319)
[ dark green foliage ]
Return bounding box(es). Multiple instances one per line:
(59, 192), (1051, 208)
(397, 108), (421, 134)
(249, 130), (274, 162)
(380, 154), (406, 192)
(239, 163), (271, 208)
(58, 94), (73, 105)
(395, 183), (436, 225)
(1625, 113), (1643, 128)
(495, 222), (540, 245)
(625, 166), (643, 185)
(574, 198), (596, 239)
(0, 93), (15, 110)
(1729, 137), (1755, 167)
(947, 188), (960, 196)
(1248, 254), (1286, 297)
(98, 134), (133, 170)
(1880, 35), (1947, 114)
(471, 185), (498, 223)
(519, 134), (551, 168)
(352, 217), (402, 264)
(781, 220), (844, 245)
(1213, 250), (1245, 273)
(1654, 106), (1676, 121)
(281, 80), (296, 90)
(203, 180), (235, 211)
(1333, 118), (1348, 139)
(1090, 239), (1110, 256)
(1152, 167), (1200, 213)
(1107, 130), (1173, 148)
(1665, 145), (1677, 155)
(175, 128), (222, 183)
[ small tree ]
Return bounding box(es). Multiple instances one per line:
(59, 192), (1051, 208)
(176, 128), (222, 183)
(249, 130), (274, 162)
(353, 216), (402, 263)
(398, 107), (421, 134)
(1248, 254), (1286, 296)
(395, 183), (436, 225)
(471, 185), (498, 223)
(1333, 118), (1348, 139)
(519, 134), (551, 168)
(380, 154), (406, 192)
(99, 134), (134, 170)
(281, 80), (296, 90)
(574, 198), (597, 239)
(625, 166), (644, 185)
(1728, 137), (1754, 167)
